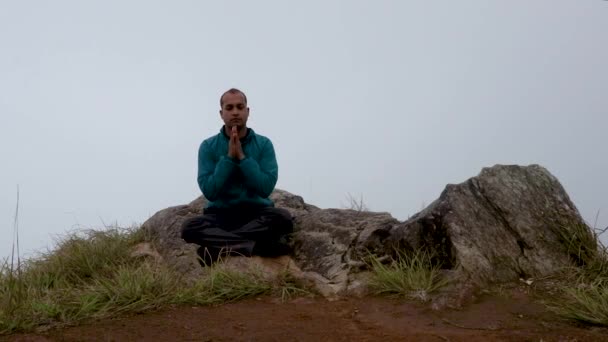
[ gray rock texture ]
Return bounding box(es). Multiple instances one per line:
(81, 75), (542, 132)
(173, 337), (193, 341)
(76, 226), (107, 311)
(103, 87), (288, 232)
(141, 164), (592, 297)
(387, 164), (589, 284)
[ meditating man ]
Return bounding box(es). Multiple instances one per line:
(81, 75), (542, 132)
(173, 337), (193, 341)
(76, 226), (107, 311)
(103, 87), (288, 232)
(181, 88), (293, 265)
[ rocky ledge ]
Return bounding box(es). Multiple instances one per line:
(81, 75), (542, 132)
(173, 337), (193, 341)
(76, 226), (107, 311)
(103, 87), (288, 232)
(141, 164), (593, 302)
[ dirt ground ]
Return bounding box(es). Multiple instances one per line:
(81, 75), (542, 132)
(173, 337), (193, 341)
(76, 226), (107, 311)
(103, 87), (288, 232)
(5, 286), (608, 342)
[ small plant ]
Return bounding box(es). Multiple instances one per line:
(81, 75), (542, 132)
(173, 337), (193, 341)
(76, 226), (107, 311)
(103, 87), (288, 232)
(175, 258), (312, 305)
(273, 270), (313, 302)
(557, 222), (603, 269)
(189, 263), (272, 305)
(367, 248), (448, 301)
(550, 279), (608, 326)
(342, 193), (369, 212)
(547, 219), (608, 326)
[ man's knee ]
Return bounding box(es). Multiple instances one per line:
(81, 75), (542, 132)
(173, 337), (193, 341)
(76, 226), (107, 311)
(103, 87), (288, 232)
(180, 217), (197, 241)
(262, 207), (294, 233)
(265, 207), (292, 219)
(180, 215), (212, 241)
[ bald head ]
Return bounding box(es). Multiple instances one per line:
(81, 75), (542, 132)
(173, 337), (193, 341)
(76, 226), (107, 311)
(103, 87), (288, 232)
(220, 88), (247, 107)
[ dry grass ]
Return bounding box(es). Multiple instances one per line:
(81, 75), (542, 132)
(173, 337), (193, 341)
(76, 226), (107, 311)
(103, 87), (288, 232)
(367, 248), (448, 301)
(547, 221), (608, 326)
(0, 226), (309, 334)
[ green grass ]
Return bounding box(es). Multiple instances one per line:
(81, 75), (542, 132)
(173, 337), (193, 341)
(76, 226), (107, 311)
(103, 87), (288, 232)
(367, 248), (448, 301)
(0, 227), (310, 334)
(176, 263), (273, 305)
(547, 222), (608, 326)
(550, 279), (608, 325)
(556, 221), (603, 269)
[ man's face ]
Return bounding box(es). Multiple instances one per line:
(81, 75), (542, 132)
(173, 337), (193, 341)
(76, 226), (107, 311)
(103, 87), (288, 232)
(220, 92), (249, 130)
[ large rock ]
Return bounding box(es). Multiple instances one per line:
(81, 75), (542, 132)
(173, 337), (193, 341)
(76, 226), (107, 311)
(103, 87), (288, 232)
(386, 164), (589, 284)
(290, 206), (399, 296)
(141, 164), (592, 297)
(140, 196), (207, 278)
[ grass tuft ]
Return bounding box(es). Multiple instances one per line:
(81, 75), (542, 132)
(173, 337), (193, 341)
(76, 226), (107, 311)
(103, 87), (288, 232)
(557, 222), (604, 269)
(273, 270), (313, 302)
(367, 248), (448, 301)
(180, 264), (273, 305)
(550, 280), (608, 325)
(0, 226), (152, 332)
(547, 221), (608, 326)
(0, 226), (310, 335)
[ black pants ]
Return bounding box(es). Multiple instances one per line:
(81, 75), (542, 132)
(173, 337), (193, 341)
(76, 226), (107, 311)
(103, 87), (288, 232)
(181, 206), (293, 265)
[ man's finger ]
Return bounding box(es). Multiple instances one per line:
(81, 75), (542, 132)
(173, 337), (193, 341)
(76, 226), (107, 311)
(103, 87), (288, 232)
(229, 138), (236, 157)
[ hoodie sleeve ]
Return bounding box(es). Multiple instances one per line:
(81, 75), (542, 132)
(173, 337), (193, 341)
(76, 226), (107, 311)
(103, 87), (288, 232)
(197, 140), (237, 201)
(240, 138), (278, 198)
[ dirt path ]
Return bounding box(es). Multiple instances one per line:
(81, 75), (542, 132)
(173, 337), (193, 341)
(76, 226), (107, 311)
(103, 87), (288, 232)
(5, 290), (608, 342)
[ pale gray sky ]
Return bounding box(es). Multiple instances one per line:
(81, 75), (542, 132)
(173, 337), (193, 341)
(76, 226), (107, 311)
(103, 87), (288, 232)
(1, 1), (607, 259)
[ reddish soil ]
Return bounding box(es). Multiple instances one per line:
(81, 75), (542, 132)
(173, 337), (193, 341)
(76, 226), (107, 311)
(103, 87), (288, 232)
(5, 287), (608, 342)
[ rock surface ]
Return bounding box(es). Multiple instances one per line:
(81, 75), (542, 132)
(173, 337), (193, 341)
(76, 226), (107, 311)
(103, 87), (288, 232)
(141, 164), (592, 298)
(140, 197), (208, 278)
(386, 164), (589, 284)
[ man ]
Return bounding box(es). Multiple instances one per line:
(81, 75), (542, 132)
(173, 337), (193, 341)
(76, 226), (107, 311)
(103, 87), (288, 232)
(181, 88), (293, 266)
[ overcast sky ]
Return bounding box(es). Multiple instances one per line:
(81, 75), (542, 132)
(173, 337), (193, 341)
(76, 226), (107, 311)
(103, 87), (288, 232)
(1, 1), (607, 259)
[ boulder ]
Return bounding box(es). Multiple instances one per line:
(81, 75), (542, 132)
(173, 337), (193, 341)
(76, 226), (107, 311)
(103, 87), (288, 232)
(386, 164), (590, 284)
(140, 196), (207, 278)
(141, 164), (592, 298)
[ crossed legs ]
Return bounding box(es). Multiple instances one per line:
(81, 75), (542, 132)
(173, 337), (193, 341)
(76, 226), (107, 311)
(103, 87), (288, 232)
(181, 207), (293, 265)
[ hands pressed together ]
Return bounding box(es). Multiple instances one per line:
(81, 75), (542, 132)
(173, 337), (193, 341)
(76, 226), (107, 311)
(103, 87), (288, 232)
(228, 126), (246, 160)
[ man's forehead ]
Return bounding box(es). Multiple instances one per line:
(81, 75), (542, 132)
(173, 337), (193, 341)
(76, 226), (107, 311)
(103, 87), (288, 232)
(222, 92), (246, 105)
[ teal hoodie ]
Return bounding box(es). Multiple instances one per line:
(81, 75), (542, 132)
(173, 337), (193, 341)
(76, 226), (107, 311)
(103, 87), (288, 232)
(197, 127), (277, 209)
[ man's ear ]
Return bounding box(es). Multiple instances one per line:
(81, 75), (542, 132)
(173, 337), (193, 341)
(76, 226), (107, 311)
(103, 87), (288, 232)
(219, 109), (223, 117)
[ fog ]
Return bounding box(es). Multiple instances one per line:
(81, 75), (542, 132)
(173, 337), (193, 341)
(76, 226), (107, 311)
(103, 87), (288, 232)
(1, 1), (606, 259)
